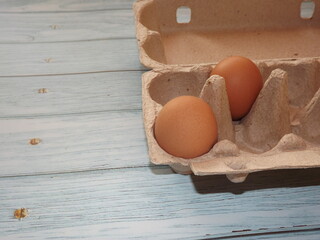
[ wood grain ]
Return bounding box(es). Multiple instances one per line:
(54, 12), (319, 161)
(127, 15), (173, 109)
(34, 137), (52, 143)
(0, 111), (149, 177)
(0, 167), (319, 239)
(0, 0), (135, 12)
(0, 71), (144, 118)
(0, 39), (146, 76)
(0, 10), (135, 43)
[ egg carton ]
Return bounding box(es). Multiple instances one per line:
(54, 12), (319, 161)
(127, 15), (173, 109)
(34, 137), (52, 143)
(134, 0), (320, 182)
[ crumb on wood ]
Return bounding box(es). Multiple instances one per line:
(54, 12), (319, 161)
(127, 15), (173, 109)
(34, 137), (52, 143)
(14, 208), (28, 220)
(38, 88), (48, 94)
(44, 58), (52, 63)
(29, 138), (41, 145)
(50, 25), (59, 30)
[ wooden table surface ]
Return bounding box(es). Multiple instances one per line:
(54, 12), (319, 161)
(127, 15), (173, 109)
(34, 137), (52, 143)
(0, 0), (319, 239)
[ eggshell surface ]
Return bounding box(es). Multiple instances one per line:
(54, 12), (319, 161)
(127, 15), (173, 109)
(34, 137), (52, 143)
(154, 96), (218, 159)
(211, 56), (263, 120)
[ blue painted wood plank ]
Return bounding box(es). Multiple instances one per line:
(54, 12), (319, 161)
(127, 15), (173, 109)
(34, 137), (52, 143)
(0, 111), (149, 177)
(0, 9), (135, 43)
(0, 167), (319, 239)
(0, 0), (135, 12)
(0, 71), (144, 118)
(0, 39), (146, 76)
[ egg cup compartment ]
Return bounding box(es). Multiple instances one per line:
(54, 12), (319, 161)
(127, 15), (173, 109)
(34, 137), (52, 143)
(142, 58), (320, 182)
(148, 69), (208, 106)
(134, 0), (320, 68)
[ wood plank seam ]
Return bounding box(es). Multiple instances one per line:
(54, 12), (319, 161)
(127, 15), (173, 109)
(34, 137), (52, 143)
(0, 109), (143, 120)
(0, 164), (166, 180)
(0, 37), (137, 45)
(0, 70), (147, 78)
(0, 8), (134, 14)
(0, 69), (148, 78)
(207, 226), (320, 239)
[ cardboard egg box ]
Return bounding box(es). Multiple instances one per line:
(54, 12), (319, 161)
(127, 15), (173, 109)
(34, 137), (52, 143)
(133, 0), (320, 182)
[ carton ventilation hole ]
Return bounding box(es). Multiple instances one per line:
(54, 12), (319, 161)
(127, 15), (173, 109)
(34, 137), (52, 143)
(176, 6), (191, 23)
(300, 0), (315, 19)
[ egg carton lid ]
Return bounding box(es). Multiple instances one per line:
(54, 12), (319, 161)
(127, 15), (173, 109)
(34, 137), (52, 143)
(133, 0), (320, 69)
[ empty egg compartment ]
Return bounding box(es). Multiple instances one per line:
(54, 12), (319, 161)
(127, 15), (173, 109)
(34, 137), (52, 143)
(142, 58), (320, 182)
(134, 0), (320, 68)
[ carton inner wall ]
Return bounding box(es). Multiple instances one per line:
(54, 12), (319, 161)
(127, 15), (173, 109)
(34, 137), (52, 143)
(161, 29), (320, 64)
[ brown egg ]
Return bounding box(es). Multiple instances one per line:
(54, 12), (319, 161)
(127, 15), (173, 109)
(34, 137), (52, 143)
(154, 96), (218, 159)
(211, 56), (263, 120)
